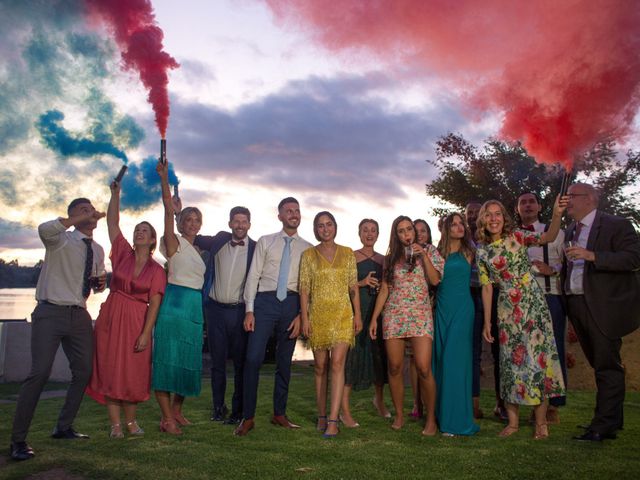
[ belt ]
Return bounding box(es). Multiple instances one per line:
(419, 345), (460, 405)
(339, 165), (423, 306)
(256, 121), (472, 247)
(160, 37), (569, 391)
(38, 300), (85, 310)
(258, 290), (299, 297)
(210, 299), (245, 309)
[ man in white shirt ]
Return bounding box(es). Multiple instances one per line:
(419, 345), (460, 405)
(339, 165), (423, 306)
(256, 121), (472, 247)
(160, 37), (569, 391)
(517, 191), (567, 424)
(563, 183), (640, 442)
(10, 198), (106, 461)
(234, 197), (312, 436)
(193, 206), (256, 425)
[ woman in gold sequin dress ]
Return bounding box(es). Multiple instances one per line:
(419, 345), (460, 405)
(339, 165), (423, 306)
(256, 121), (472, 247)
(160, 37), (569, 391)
(300, 211), (362, 437)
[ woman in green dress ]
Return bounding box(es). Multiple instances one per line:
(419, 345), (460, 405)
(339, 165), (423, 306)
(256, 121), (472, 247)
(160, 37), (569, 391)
(476, 197), (567, 439)
(433, 213), (479, 436)
(341, 219), (390, 427)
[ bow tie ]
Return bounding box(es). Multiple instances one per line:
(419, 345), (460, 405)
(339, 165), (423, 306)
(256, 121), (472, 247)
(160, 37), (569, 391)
(521, 224), (535, 232)
(230, 240), (245, 247)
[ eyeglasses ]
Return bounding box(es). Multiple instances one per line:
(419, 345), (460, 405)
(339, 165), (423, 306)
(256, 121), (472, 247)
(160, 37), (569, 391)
(566, 193), (589, 198)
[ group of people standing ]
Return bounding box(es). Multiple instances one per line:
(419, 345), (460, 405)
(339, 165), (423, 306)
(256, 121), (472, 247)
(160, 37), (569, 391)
(9, 165), (640, 460)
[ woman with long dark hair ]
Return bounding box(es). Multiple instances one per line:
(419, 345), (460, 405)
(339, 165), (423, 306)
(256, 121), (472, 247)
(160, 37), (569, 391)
(369, 216), (444, 435)
(432, 213), (479, 436)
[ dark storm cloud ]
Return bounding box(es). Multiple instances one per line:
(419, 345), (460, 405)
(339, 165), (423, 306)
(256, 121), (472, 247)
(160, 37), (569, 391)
(164, 73), (465, 202)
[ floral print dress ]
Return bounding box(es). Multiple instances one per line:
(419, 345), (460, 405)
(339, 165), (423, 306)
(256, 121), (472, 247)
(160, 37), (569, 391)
(382, 245), (444, 340)
(476, 230), (565, 405)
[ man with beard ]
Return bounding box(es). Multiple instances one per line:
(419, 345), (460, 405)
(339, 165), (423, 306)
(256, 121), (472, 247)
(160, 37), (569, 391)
(193, 206), (256, 426)
(234, 197), (312, 436)
(10, 198), (106, 461)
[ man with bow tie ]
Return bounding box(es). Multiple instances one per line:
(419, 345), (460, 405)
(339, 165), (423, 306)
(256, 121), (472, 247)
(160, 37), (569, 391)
(193, 206), (256, 425)
(516, 191), (567, 424)
(563, 182), (640, 442)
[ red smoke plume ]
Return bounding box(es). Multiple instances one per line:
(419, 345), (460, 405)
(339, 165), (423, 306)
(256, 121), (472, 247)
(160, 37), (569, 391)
(265, 0), (640, 168)
(85, 0), (179, 138)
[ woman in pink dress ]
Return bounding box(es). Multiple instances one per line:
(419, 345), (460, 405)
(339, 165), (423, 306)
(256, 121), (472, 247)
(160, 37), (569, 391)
(86, 180), (167, 438)
(369, 216), (444, 435)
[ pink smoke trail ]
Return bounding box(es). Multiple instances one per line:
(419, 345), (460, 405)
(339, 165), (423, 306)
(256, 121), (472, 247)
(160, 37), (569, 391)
(265, 0), (640, 168)
(85, 0), (179, 138)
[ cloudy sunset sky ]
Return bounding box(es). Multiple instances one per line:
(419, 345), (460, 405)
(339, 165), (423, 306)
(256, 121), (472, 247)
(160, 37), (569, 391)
(1, 0), (638, 265)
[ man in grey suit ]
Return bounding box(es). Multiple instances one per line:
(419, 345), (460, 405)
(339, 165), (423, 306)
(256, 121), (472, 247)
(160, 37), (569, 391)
(10, 198), (106, 460)
(563, 183), (640, 441)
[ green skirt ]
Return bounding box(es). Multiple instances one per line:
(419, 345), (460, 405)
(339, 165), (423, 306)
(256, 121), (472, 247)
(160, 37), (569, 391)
(152, 283), (203, 397)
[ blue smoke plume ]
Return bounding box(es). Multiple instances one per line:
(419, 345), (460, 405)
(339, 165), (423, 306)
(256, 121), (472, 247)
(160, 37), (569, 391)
(36, 110), (128, 162)
(120, 156), (179, 211)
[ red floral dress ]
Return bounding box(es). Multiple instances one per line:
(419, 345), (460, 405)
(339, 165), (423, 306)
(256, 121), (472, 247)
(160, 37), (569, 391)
(476, 230), (565, 405)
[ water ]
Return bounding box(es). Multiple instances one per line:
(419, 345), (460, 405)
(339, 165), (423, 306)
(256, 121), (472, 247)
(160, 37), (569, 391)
(0, 288), (312, 361)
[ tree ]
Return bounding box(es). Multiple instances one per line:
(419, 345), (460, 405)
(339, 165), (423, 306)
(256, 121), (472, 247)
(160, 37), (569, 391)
(426, 133), (640, 226)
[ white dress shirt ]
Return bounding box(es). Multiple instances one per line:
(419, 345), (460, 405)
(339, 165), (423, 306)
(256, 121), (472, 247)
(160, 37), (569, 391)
(160, 235), (206, 290)
(525, 220), (564, 295)
(35, 219), (106, 308)
(210, 241), (248, 304)
(244, 230), (312, 312)
(568, 209), (596, 295)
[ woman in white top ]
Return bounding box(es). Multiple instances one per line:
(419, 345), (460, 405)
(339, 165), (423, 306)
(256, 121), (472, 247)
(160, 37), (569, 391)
(153, 161), (206, 435)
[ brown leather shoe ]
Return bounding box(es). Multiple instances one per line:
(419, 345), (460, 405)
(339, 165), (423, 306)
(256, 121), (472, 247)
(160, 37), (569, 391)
(233, 418), (255, 436)
(270, 415), (301, 429)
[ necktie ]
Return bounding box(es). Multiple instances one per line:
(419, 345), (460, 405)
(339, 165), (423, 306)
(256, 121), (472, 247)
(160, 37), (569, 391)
(521, 224), (535, 232)
(564, 222), (583, 294)
(82, 238), (93, 298)
(276, 236), (293, 301)
(230, 240), (245, 247)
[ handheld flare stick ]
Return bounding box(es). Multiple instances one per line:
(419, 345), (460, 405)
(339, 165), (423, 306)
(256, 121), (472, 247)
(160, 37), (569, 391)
(160, 138), (167, 165)
(559, 168), (572, 197)
(114, 165), (128, 184)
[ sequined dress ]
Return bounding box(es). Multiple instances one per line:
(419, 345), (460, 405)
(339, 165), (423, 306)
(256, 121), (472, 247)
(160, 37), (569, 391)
(299, 245), (358, 350)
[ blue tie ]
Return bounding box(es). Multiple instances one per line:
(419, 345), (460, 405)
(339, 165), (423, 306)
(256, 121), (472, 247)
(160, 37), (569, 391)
(276, 236), (293, 301)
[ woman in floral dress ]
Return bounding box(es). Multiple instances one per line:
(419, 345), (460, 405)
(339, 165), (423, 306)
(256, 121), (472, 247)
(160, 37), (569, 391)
(369, 216), (444, 435)
(476, 197), (567, 439)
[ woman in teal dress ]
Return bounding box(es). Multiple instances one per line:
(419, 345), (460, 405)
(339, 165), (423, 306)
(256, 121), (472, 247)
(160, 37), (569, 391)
(433, 213), (479, 436)
(476, 198), (567, 439)
(342, 219), (390, 427)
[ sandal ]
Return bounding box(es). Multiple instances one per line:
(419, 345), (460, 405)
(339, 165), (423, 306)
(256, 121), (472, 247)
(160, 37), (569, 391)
(421, 423), (438, 436)
(316, 415), (327, 432)
(498, 425), (519, 437)
(109, 423), (124, 439)
(173, 412), (192, 426)
(391, 418), (405, 431)
(534, 422), (549, 440)
(372, 397), (392, 419)
(127, 420), (144, 436)
(323, 419), (339, 438)
(339, 414), (360, 428)
(159, 419), (183, 436)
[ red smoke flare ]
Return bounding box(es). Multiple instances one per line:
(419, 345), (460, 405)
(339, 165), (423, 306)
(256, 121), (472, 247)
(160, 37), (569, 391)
(85, 0), (179, 138)
(265, 0), (640, 168)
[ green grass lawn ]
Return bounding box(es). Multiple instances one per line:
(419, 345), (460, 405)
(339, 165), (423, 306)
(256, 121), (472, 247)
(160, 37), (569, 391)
(1, 364), (639, 480)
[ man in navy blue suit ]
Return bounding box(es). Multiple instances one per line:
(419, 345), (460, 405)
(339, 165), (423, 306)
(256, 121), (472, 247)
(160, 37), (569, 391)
(194, 206), (256, 425)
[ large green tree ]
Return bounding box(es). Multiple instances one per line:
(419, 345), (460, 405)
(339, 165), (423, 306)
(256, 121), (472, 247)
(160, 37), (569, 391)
(426, 133), (640, 226)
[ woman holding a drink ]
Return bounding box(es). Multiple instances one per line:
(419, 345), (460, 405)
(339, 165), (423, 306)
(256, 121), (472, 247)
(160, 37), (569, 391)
(369, 216), (444, 435)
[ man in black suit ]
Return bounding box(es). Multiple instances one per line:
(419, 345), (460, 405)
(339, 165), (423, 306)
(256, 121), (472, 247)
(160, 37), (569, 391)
(194, 206), (256, 425)
(563, 182), (640, 441)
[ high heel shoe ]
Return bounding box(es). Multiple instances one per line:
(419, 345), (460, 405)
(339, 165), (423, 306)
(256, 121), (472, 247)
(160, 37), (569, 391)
(372, 397), (391, 419)
(173, 412), (192, 426)
(109, 423), (124, 439)
(316, 415), (327, 432)
(127, 420), (144, 436)
(159, 419), (183, 435)
(323, 419), (339, 439)
(339, 414), (360, 428)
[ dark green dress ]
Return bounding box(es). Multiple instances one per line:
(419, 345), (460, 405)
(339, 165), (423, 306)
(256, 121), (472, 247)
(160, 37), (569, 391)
(344, 258), (387, 390)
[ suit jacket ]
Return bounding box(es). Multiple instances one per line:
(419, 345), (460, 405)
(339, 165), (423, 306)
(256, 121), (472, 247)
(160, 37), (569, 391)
(195, 231), (256, 302)
(562, 210), (640, 338)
